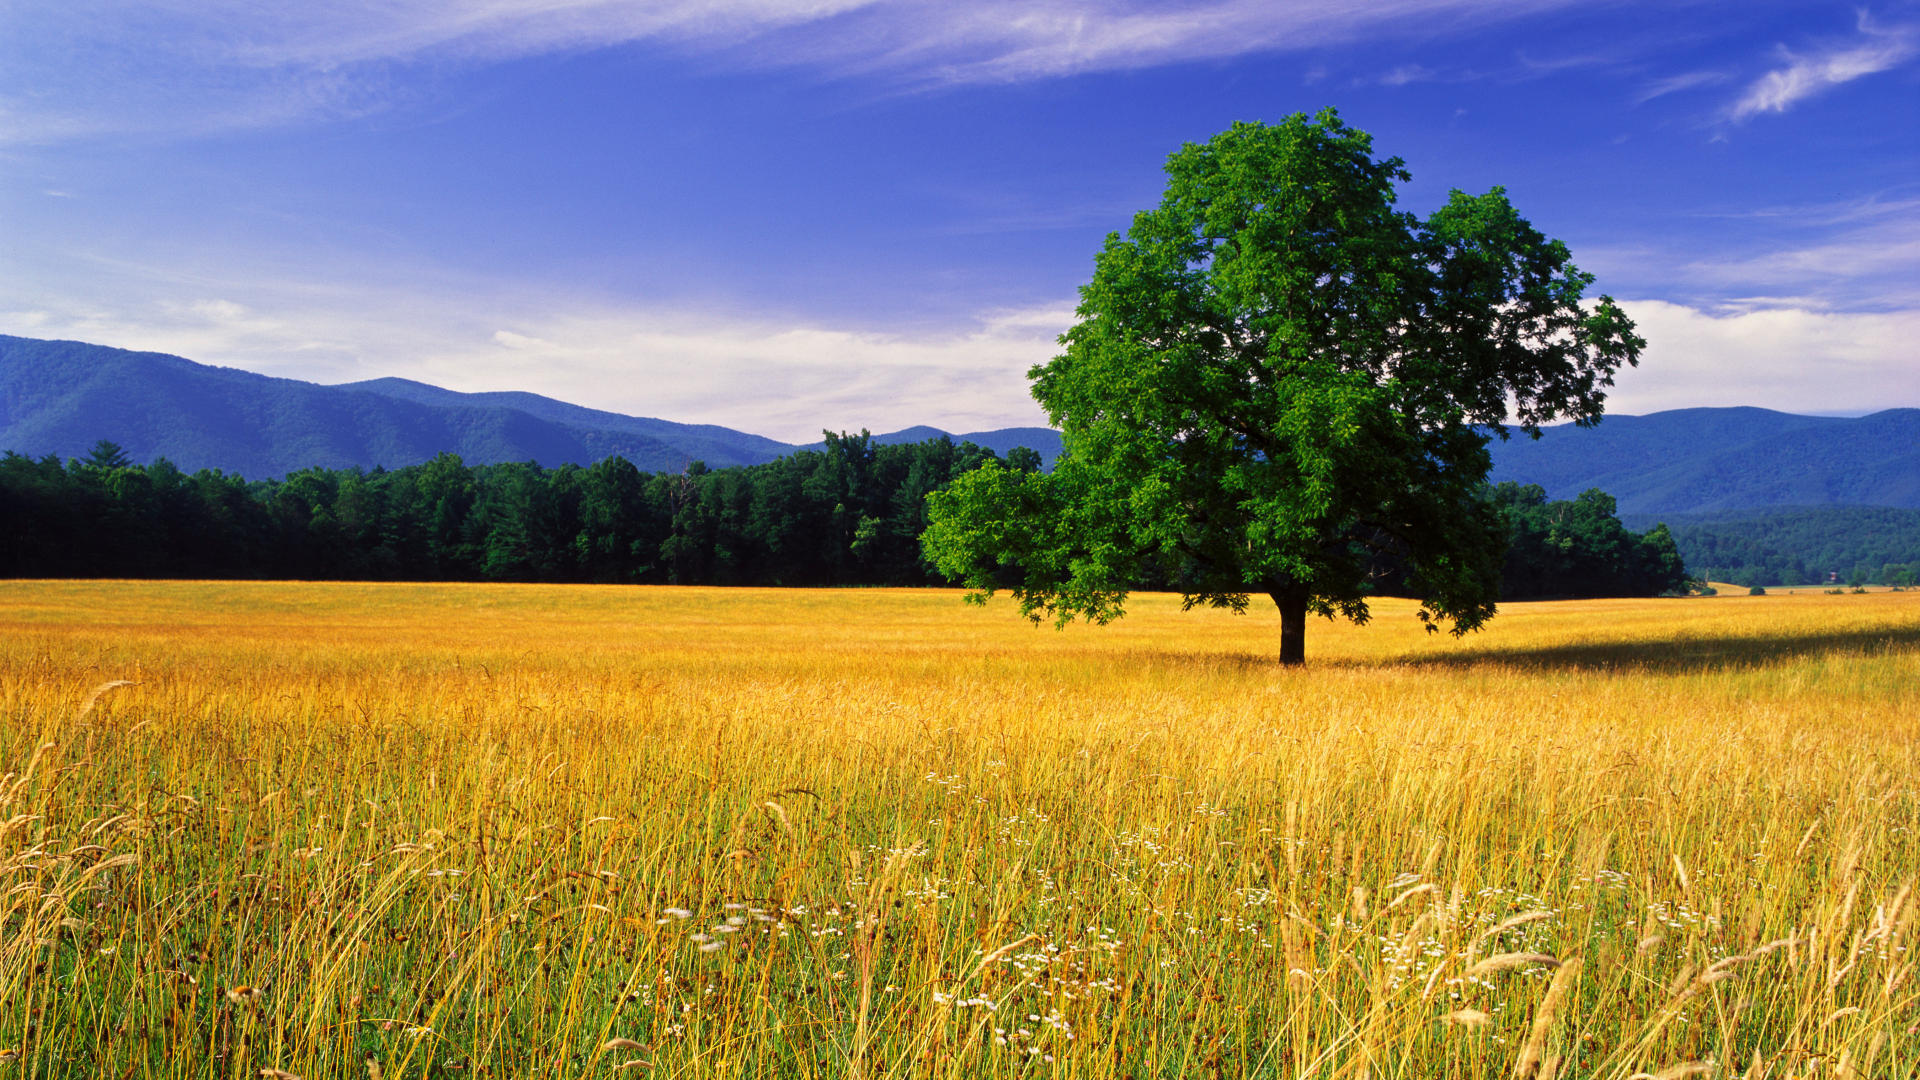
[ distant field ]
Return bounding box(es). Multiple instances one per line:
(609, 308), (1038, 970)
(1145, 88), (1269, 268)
(0, 582), (1915, 1078)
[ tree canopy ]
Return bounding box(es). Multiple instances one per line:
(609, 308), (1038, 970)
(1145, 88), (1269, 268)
(1490, 483), (1687, 599)
(923, 110), (1644, 664)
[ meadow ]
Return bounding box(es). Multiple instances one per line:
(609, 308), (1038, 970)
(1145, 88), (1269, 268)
(0, 581), (1914, 1079)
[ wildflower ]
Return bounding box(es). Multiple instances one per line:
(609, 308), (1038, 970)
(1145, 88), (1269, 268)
(226, 985), (266, 1006)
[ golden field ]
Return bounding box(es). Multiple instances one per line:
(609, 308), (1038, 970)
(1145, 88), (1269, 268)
(0, 581), (1915, 1079)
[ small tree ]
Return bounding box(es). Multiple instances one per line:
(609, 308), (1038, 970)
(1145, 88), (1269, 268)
(78, 439), (133, 472)
(924, 110), (1642, 665)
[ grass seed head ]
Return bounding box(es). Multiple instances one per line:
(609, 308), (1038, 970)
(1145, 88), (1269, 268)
(1513, 958), (1581, 1079)
(1465, 952), (1560, 978)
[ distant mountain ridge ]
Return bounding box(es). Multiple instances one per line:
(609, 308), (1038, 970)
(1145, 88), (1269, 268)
(3, 335), (1915, 517)
(0, 335), (1061, 477)
(1486, 406), (1920, 515)
(335, 376), (796, 466)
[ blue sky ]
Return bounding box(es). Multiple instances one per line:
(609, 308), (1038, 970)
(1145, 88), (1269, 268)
(2, 1), (1916, 441)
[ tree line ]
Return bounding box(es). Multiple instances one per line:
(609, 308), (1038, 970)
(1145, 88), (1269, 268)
(3, 438), (1688, 600)
(1648, 506), (1920, 588)
(0, 435), (1018, 585)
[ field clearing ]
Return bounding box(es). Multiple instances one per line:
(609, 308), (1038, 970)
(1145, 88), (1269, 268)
(0, 581), (1916, 1079)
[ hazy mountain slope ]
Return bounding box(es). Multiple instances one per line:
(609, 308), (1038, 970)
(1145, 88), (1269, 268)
(339, 376), (792, 466)
(0, 337), (764, 476)
(1487, 407), (1920, 514)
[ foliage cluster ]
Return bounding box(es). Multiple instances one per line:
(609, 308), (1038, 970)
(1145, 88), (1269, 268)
(0, 582), (1914, 1077)
(1489, 483), (1688, 599)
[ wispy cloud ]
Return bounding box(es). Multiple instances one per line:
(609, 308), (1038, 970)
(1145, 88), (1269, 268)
(1631, 69), (1727, 105)
(0, 0), (1589, 144)
(1727, 15), (1918, 121)
(1674, 201), (1920, 309)
(1576, 192), (1920, 312)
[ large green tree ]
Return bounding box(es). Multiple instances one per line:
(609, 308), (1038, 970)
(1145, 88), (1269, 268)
(922, 110), (1644, 664)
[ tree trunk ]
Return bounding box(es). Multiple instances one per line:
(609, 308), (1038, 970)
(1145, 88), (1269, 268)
(1273, 588), (1307, 666)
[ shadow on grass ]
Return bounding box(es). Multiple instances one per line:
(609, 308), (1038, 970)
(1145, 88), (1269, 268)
(1145, 623), (1920, 676)
(1397, 622), (1920, 675)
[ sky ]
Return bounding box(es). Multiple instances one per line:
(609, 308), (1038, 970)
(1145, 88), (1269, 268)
(2, 1), (1916, 443)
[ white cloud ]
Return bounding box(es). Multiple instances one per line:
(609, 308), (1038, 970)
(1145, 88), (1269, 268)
(1727, 19), (1917, 121)
(1605, 299), (1920, 414)
(491, 329), (554, 350)
(0, 0), (1590, 143)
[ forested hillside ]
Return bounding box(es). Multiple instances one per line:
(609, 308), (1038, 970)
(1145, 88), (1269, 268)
(1623, 505), (1920, 587)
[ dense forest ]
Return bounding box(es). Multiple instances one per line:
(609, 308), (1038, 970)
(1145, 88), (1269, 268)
(0, 436), (1020, 586)
(4, 438), (1689, 597)
(1629, 506), (1920, 587)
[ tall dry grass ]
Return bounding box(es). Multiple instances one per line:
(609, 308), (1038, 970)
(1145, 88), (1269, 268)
(0, 580), (1914, 1078)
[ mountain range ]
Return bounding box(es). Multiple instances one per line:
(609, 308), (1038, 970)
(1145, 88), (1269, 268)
(1485, 407), (1920, 515)
(4, 335), (1916, 518)
(0, 335), (1057, 477)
